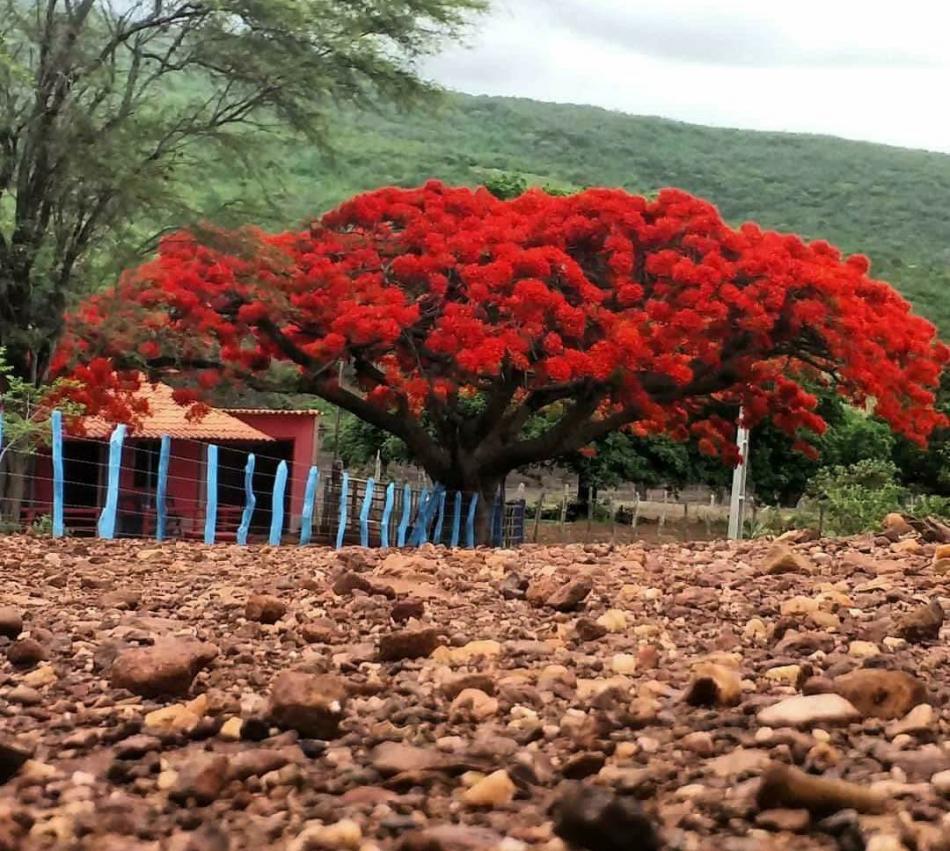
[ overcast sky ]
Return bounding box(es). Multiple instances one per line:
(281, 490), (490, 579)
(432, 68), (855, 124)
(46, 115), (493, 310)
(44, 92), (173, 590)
(424, 0), (950, 153)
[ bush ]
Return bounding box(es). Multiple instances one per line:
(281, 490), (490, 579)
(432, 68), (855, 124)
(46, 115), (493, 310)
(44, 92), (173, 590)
(808, 459), (904, 536)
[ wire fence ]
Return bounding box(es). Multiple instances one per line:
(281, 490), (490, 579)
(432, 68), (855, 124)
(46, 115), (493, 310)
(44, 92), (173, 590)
(0, 415), (527, 549)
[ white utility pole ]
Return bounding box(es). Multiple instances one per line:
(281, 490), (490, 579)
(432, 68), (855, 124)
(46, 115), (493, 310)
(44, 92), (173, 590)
(727, 409), (750, 540)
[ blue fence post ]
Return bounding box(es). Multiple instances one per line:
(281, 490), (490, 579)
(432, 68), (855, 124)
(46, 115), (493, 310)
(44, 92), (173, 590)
(51, 410), (64, 538)
(433, 487), (447, 545)
(450, 491), (462, 548)
(155, 435), (171, 541)
(465, 493), (479, 549)
(204, 444), (218, 545)
(97, 424), (126, 540)
(269, 460), (288, 546)
(380, 482), (395, 548)
(359, 478), (375, 547)
(410, 488), (431, 546)
(397, 483), (412, 547)
(299, 466), (319, 546)
(335, 471), (350, 550)
(236, 453), (256, 546)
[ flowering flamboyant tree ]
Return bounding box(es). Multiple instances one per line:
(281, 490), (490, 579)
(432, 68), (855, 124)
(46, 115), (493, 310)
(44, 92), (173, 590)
(55, 182), (948, 537)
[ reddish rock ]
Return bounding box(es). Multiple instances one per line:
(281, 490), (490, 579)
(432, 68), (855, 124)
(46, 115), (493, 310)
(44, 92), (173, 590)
(245, 594), (287, 624)
(546, 577), (593, 612)
(0, 607), (22, 640)
(170, 754), (230, 805)
(6, 638), (47, 669)
(267, 670), (347, 738)
(832, 669), (927, 720)
(332, 571), (395, 599)
(895, 599), (944, 643)
(377, 627), (443, 661)
(110, 639), (219, 698)
(390, 598), (425, 624)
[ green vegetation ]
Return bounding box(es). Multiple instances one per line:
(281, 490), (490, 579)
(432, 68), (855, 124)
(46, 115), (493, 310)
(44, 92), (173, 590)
(206, 93), (950, 334)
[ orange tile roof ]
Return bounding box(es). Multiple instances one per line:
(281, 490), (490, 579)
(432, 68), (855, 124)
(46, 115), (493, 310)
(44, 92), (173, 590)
(82, 383), (274, 442)
(225, 408), (320, 416)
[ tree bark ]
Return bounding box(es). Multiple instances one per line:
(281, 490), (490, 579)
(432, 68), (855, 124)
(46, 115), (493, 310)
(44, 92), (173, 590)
(0, 450), (31, 527)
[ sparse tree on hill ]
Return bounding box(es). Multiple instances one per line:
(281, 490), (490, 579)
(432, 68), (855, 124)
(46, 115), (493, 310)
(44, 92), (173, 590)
(0, 0), (486, 386)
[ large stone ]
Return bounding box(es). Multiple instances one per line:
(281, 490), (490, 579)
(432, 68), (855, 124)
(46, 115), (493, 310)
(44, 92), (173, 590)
(833, 669), (927, 720)
(0, 737), (32, 784)
(895, 599), (944, 643)
(245, 594), (287, 624)
(110, 639), (219, 698)
(883, 513), (913, 535)
(684, 662), (742, 707)
(0, 607), (22, 640)
(169, 754), (230, 806)
(267, 670), (347, 738)
(332, 571), (395, 599)
(461, 770), (516, 807)
(546, 577), (594, 612)
(397, 826), (506, 851)
(378, 627), (443, 661)
(550, 782), (662, 851)
(887, 703), (934, 738)
(757, 694), (861, 728)
(7, 638), (47, 668)
(756, 764), (886, 814)
(370, 742), (445, 776)
(763, 544), (814, 575)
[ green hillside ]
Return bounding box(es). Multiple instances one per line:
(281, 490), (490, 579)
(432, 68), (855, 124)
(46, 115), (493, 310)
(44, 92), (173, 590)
(193, 92), (950, 334)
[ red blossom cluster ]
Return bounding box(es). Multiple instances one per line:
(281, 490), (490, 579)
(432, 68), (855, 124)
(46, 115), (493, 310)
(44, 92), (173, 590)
(54, 181), (948, 462)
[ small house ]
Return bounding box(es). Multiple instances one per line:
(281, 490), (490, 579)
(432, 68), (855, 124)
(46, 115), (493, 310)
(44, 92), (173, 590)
(27, 382), (319, 540)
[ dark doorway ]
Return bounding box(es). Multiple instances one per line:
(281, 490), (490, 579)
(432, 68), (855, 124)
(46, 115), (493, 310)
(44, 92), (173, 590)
(63, 441), (102, 509)
(217, 441), (294, 539)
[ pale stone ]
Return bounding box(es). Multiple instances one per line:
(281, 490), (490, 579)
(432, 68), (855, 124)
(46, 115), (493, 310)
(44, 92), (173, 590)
(743, 618), (768, 643)
(809, 611), (841, 630)
(450, 688), (499, 721)
(462, 770), (516, 807)
(597, 609), (628, 633)
(22, 665), (57, 688)
(764, 664), (802, 686)
(932, 769), (950, 796)
(781, 597), (820, 617)
(757, 694), (861, 728)
(849, 641), (881, 659)
(219, 717), (243, 741)
(865, 835), (907, 851)
(891, 538), (921, 554)
(157, 769), (178, 791)
(144, 704), (201, 734)
(888, 704), (935, 738)
(288, 819), (363, 851)
(431, 640), (503, 665)
(610, 654), (638, 675)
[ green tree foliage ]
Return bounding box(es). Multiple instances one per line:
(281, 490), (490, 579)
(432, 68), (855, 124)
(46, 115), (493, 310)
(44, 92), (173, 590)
(0, 0), (485, 383)
(808, 459), (904, 536)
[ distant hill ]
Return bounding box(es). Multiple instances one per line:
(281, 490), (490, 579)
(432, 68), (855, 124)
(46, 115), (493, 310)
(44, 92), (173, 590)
(193, 92), (950, 335)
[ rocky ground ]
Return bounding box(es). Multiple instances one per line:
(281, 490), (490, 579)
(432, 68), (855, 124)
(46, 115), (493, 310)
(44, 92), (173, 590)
(2, 517), (950, 850)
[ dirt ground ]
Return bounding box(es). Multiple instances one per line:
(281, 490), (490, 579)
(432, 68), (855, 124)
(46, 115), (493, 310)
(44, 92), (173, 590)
(1, 523), (950, 850)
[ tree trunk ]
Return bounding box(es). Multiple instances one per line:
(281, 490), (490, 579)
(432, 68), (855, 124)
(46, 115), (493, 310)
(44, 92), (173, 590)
(0, 450), (32, 528)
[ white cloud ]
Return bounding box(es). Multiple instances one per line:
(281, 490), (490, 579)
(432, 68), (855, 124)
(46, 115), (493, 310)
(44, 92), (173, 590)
(425, 0), (950, 152)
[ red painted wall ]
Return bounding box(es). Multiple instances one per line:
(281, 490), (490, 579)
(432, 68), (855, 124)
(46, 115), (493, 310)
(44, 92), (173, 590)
(28, 412), (318, 538)
(230, 413), (319, 531)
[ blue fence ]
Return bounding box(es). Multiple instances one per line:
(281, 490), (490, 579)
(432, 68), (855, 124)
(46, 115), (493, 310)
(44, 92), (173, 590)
(14, 418), (525, 549)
